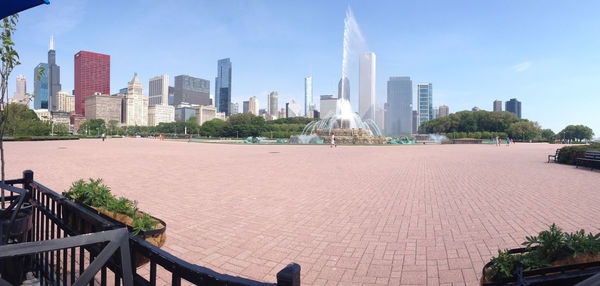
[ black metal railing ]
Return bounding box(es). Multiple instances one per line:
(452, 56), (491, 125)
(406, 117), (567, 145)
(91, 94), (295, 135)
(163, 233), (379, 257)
(0, 170), (300, 286)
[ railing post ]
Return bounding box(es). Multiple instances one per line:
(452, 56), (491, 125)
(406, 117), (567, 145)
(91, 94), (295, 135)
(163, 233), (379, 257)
(277, 263), (300, 286)
(22, 170), (33, 200)
(23, 170), (33, 187)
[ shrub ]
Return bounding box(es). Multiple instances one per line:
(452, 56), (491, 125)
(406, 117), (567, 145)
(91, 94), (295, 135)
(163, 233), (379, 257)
(557, 145), (600, 165)
(14, 136), (32, 141)
(63, 179), (158, 234)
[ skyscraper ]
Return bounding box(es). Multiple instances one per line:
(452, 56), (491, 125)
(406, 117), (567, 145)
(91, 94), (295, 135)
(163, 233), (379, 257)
(123, 73), (148, 126)
(173, 75), (211, 106)
(74, 51), (110, 115)
(248, 96), (258, 115)
(505, 98), (522, 118)
(215, 58), (232, 115)
(56, 91), (75, 112)
(149, 74), (169, 106)
(320, 95), (337, 118)
(338, 77), (350, 100)
(286, 99), (302, 118)
(33, 63), (48, 110)
(243, 101), (249, 114)
(304, 76), (313, 116)
(418, 83), (433, 126)
(230, 102), (239, 115)
(11, 75), (27, 105)
(47, 36), (61, 111)
(439, 105), (449, 117)
(359, 52), (376, 121)
(493, 100), (503, 112)
(412, 110), (418, 134)
(267, 91), (278, 116)
(386, 77), (413, 136)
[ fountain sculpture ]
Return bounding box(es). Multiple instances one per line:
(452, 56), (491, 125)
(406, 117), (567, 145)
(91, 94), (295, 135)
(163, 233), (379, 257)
(299, 8), (385, 144)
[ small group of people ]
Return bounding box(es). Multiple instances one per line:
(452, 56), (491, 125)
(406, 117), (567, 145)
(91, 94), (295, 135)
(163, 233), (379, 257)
(495, 136), (514, 146)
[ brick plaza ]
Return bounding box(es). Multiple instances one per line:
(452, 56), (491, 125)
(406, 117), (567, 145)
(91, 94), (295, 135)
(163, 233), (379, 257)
(5, 139), (599, 285)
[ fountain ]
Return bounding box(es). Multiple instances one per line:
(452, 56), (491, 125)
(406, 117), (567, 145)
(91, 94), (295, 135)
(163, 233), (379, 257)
(298, 8), (386, 145)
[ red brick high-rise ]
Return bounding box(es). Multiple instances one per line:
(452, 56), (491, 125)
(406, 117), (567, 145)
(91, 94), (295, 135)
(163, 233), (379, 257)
(74, 51), (110, 115)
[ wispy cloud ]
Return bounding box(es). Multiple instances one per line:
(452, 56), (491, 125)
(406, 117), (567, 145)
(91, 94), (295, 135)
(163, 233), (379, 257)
(513, 61), (532, 72)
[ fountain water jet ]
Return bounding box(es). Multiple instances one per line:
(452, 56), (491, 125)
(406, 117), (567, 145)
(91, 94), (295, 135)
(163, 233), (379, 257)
(297, 7), (384, 144)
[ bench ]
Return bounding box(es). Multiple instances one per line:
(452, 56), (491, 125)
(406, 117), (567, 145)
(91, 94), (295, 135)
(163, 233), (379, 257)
(576, 150), (600, 170)
(548, 149), (561, 163)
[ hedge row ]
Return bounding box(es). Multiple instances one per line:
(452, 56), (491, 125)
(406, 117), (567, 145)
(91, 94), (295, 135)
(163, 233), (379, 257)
(557, 145), (600, 165)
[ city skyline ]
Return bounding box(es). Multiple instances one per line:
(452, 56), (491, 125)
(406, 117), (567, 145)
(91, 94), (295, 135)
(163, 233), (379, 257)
(6, 0), (600, 134)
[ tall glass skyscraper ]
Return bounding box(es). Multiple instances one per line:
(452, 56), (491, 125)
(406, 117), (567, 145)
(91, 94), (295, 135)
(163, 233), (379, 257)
(304, 76), (313, 116)
(48, 35), (61, 111)
(33, 63), (49, 110)
(385, 77), (413, 136)
(418, 83), (432, 126)
(215, 58), (232, 116)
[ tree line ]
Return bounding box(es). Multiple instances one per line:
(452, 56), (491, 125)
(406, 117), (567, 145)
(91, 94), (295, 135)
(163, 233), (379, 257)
(418, 110), (594, 141)
(78, 113), (317, 139)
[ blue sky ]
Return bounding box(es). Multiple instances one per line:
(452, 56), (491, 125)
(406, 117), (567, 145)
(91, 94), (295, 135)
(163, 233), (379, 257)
(8, 0), (600, 135)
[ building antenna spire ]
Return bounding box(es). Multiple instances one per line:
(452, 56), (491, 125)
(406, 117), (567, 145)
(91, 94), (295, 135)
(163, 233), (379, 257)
(50, 34), (54, 50)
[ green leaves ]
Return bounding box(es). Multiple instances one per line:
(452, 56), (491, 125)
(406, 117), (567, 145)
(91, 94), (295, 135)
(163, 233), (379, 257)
(64, 179), (158, 234)
(488, 223), (600, 281)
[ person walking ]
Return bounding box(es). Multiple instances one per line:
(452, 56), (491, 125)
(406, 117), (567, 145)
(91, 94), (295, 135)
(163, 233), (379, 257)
(495, 136), (499, 146)
(102, 133), (105, 142)
(506, 137), (511, 146)
(330, 134), (336, 148)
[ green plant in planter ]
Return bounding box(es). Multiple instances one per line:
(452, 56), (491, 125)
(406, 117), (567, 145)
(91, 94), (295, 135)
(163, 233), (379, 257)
(522, 223), (568, 262)
(488, 249), (520, 280)
(133, 212), (155, 236)
(564, 230), (600, 258)
(64, 178), (158, 233)
(487, 224), (600, 281)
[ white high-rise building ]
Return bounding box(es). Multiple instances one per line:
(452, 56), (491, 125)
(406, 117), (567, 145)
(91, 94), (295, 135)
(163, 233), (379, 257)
(149, 75), (169, 106)
(124, 73), (148, 126)
(267, 91), (278, 116)
(10, 75), (28, 105)
(56, 91), (75, 113)
(359, 52), (376, 121)
(248, 96), (259, 115)
(304, 76), (313, 116)
(319, 95), (337, 119)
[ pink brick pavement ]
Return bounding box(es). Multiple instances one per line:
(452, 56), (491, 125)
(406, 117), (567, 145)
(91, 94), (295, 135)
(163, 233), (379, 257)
(4, 139), (600, 285)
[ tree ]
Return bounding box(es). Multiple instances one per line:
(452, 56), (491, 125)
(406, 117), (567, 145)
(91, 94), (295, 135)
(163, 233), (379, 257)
(507, 121), (541, 141)
(107, 120), (119, 135)
(0, 15), (21, 207)
(540, 129), (555, 142)
(200, 119), (228, 137)
(227, 113), (254, 125)
(558, 125), (594, 141)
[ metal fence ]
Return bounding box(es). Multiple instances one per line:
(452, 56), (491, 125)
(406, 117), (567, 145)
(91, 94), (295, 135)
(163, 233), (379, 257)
(0, 170), (300, 286)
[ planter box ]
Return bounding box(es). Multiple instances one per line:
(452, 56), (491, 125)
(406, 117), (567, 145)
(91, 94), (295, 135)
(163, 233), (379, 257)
(61, 200), (166, 267)
(481, 248), (600, 285)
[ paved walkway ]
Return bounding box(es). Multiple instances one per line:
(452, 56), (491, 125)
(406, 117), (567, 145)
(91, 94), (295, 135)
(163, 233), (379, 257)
(5, 139), (600, 285)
